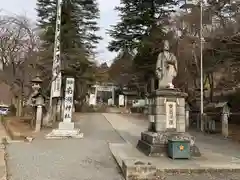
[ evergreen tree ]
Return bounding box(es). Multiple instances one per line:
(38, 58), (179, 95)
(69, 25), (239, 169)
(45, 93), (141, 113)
(36, 0), (101, 96)
(108, 51), (134, 86)
(108, 0), (178, 86)
(108, 0), (178, 52)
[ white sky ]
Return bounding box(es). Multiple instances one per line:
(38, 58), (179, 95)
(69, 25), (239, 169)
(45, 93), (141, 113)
(0, 0), (120, 65)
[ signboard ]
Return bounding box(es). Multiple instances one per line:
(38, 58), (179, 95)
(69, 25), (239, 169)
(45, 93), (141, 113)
(63, 78), (75, 123)
(51, 75), (61, 97)
(51, 49), (61, 97)
(119, 95), (124, 106)
(97, 86), (113, 92)
(89, 93), (96, 105)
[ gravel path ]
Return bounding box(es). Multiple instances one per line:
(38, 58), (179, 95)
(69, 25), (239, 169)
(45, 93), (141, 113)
(6, 113), (124, 180)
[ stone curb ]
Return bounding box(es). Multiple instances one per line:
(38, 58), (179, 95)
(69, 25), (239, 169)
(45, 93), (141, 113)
(122, 160), (240, 180)
(107, 142), (125, 177)
(2, 149), (7, 180)
(102, 113), (131, 144)
(0, 140), (8, 180)
(154, 167), (240, 174)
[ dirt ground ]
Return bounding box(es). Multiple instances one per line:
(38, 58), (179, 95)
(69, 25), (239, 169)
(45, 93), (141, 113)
(3, 116), (34, 139)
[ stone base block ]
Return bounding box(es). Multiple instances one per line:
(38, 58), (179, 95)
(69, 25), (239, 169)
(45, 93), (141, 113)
(45, 129), (84, 139)
(137, 140), (167, 157)
(58, 122), (75, 130)
(122, 159), (157, 180)
(141, 131), (177, 145)
(138, 131), (201, 157)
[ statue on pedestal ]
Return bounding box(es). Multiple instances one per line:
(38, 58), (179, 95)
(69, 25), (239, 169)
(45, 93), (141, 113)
(156, 40), (177, 89)
(137, 40), (201, 158)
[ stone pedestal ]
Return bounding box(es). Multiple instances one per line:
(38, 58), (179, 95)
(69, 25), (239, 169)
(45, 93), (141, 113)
(137, 131), (200, 157)
(45, 122), (83, 139)
(137, 88), (201, 157)
(137, 131), (173, 156)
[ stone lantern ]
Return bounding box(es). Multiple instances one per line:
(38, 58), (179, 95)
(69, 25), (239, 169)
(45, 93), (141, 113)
(31, 75), (43, 93)
(35, 95), (44, 106)
(31, 75), (44, 132)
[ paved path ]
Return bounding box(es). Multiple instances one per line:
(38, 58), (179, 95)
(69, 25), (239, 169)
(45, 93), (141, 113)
(103, 113), (240, 156)
(6, 113), (124, 180)
(103, 113), (240, 180)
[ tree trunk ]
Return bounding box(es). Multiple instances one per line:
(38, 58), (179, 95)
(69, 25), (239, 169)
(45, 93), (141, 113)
(209, 73), (214, 102)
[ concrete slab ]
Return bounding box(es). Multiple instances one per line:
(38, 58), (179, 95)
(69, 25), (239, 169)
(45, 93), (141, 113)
(109, 143), (240, 180)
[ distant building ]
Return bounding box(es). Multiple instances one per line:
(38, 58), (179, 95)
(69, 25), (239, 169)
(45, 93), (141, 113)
(0, 82), (14, 106)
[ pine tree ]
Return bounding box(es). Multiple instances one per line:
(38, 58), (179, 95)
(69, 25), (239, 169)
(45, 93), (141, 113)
(108, 0), (179, 88)
(108, 0), (178, 52)
(36, 0), (101, 95)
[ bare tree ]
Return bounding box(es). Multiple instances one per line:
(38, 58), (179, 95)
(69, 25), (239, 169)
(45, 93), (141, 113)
(0, 14), (39, 116)
(172, 1), (240, 102)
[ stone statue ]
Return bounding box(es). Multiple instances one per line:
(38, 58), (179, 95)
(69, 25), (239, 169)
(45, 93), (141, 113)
(156, 40), (178, 89)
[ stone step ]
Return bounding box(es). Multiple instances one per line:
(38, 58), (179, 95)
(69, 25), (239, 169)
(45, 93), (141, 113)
(109, 143), (158, 180)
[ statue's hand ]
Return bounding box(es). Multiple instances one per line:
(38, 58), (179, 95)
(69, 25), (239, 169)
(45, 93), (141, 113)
(167, 60), (174, 65)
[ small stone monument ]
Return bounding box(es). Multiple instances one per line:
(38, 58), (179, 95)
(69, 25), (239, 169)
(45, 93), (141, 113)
(137, 40), (200, 157)
(221, 102), (230, 138)
(46, 77), (83, 139)
(27, 76), (45, 131)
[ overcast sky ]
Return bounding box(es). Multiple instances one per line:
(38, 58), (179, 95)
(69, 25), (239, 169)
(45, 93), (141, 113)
(1, 0), (120, 65)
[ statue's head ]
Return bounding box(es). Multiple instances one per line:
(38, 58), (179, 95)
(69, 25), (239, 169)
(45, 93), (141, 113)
(163, 40), (169, 51)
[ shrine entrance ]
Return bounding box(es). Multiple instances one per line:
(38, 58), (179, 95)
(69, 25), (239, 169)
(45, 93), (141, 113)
(88, 84), (116, 106)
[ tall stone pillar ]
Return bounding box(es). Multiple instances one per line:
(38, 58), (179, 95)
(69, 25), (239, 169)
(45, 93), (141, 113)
(46, 78), (83, 139)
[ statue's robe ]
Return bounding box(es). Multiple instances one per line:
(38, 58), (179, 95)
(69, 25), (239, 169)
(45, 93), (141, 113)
(156, 51), (177, 88)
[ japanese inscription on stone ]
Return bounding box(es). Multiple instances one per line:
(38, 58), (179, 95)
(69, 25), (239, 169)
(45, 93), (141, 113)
(63, 78), (75, 123)
(166, 101), (177, 129)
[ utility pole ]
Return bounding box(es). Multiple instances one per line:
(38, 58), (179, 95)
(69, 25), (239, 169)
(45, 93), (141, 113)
(200, 0), (204, 132)
(49, 0), (63, 124)
(180, 0), (204, 131)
